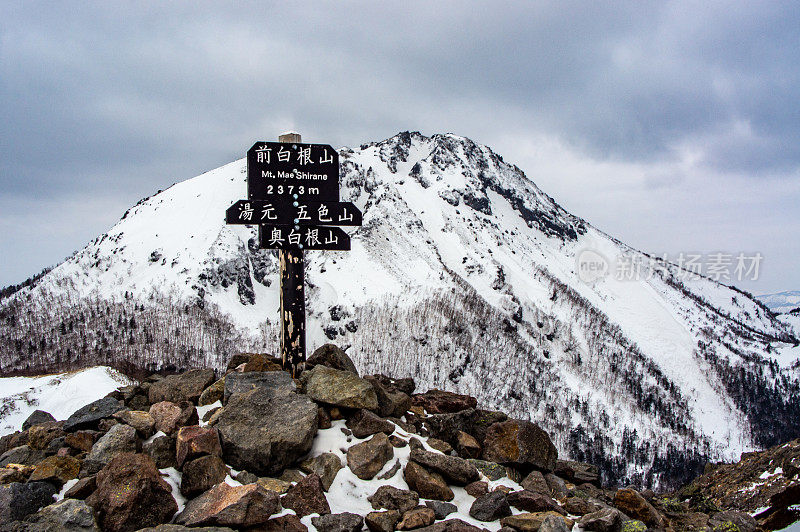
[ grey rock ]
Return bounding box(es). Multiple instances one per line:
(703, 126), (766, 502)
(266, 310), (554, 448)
(468, 492), (511, 522)
(143, 434), (177, 469)
(22, 410), (56, 431)
(301, 366), (378, 411)
(578, 508), (621, 532)
(300, 452), (343, 491)
(0, 482), (58, 524)
(466, 459), (507, 481)
(538, 515), (569, 532)
(378, 460), (402, 480)
(424, 501), (458, 520)
(308, 344), (359, 375)
(282, 473), (331, 518)
(180, 455), (229, 497)
(148, 369), (216, 404)
(368, 485), (420, 514)
(223, 371), (295, 404)
(425, 409), (508, 444)
(346, 432), (394, 480)
(544, 473), (569, 500)
(22, 498), (99, 531)
(215, 386), (318, 476)
(410, 448), (479, 485)
(345, 409), (395, 439)
(413, 520), (484, 532)
(364, 376), (412, 418)
(136, 526), (236, 532)
(0, 445), (45, 467)
(366, 510), (401, 532)
(63, 397), (124, 431)
(520, 470), (549, 495)
(311, 512), (364, 532)
(82, 423), (138, 475)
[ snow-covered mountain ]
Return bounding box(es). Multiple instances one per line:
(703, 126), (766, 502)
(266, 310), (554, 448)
(758, 290), (800, 314)
(2, 131), (799, 488)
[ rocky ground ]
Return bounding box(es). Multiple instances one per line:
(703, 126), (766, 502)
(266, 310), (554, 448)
(0, 344), (798, 532)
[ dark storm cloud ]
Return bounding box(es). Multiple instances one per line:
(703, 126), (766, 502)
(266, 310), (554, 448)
(1, 1), (799, 289)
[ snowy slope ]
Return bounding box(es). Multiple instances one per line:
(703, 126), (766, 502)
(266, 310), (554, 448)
(0, 366), (132, 436)
(2, 131), (798, 488)
(758, 290), (800, 314)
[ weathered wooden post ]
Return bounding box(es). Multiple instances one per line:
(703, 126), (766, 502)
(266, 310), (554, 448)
(225, 133), (361, 378)
(277, 132), (305, 374)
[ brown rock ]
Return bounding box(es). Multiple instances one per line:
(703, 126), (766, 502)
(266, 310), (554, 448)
(257, 514), (309, 532)
(346, 409), (395, 438)
(311, 512), (365, 532)
(149, 401), (198, 435)
(414, 519), (484, 532)
(577, 508), (620, 532)
(404, 461), (454, 501)
(282, 473), (331, 517)
(27, 421), (65, 450)
(554, 459), (600, 486)
(148, 368), (216, 404)
(544, 473), (568, 500)
(563, 496), (602, 516)
(398, 506), (436, 530)
(365, 376), (413, 418)
(300, 452), (343, 491)
(199, 378), (226, 406)
(501, 512), (574, 532)
(86, 452), (178, 532)
(176, 482), (280, 527)
(427, 438), (453, 454)
(455, 431), (481, 459)
(409, 448), (479, 485)
(411, 390), (477, 414)
(366, 510), (401, 532)
(520, 470), (550, 495)
(63, 475), (96, 499)
(308, 344), (359, 374)
(0, 466), (25, 483)
(482, 420), (557, 472)
(28, 455), (80, 487)
(465, 481), (489, 498)
(469, 491), (511, 521)
(180, 454), (229, 497)
(244, 353), (283, 372)
(369, 485), (420, 514)
(257, 477), (293, 494)
(175, 425), (222, 468)
(318, 407), (333, 429)
(114, 410), (156, 438)
(390, 436), (408, 448)
(347, 432), (394, 480)
(613, 488), (665, 527)
(507, 490), (565, 514)
(65, 431), (97, 452)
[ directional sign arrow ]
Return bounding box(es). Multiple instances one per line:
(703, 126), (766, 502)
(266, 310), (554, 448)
(226, 200), (362, 227)
(259, 225), (351, 251)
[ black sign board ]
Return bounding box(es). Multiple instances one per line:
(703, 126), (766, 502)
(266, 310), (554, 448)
(247, 141), (339, 202)
(259, 225), (350, 251)
(226, 200), (362, 227)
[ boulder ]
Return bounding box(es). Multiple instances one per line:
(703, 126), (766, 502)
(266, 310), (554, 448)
(149, 401), (198, 435)
(243, 353), (283, 372)
(299, 452), (343, 491)
(425, 500), (458, 520)
(28, 455), (80, 487)
(563, 496), (602, 516)
(612, 488), (664, 528)
(707, 510), (758, 532)
(223, 371), (295, 404)
(0, 482), (57, 525)
(346, 432), (394, 480)
(64, 397), (124, 432)
(301, 366), (378, 410)
(148, 369), (216, 404)
(180, 455), (229, 497)
(469, 491), (511, 522)
(65, 431), (97, 453)
(259, 515), (309, 532)
(308, 344), (358, 374)
(176, 482), (279, 528)
(577, 508), (621, 532)
(465, 481), (489, 498)
(507, 490), (565, 514)
(364, 376), (412, 418)
(0, 445), (45, 467)
(412, 390), (477, 414)
(143, 434), (177, 469)
(85, 453), (177, 532)
(502, 512), (575, 532)
(404, 461), (454, 501)
(368, 485), (420, 514)
(27, 421), (65, 450)
(20, 498), (99, 531)
(467, 459), (507, 481)
(366, 510), (401, 532)
(425, 409), (508, 445)
(455, 431), (481, 459)
(215, 386), (318, 476)
(64, 476), (97, 500)
(175, 425), (222, 468)
(520, 470), (550, 495)
(398, 506), (436, 530)
(482, 420), (557, 472)
(199, 378), (225, 406)
(543, 474), (568, 500)
(311, 512), (365, 532)
(414, 520), (484, 532)
(0, 466), (26, 484)
(22, 410), (56, 431)
(538, 514), (570, 532)
(427, 438), (453, 454)
(409, 448), (479, 485)
(345, 409), (395, 438)
(226, 353), (252, 371)
(257, 477), (293, 494)
(282, 473), (331, 517)
(554, 459), (600, 486)
(113, 410), (155, 439)
(82, 423), (138, 475)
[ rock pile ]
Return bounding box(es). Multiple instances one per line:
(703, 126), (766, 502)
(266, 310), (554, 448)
(0, 344), (796, 531)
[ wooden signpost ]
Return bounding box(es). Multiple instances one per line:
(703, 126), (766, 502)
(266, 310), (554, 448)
(226, 132), (361, 376)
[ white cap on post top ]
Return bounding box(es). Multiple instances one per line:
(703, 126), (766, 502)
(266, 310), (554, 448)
(279, 131), (301, 143)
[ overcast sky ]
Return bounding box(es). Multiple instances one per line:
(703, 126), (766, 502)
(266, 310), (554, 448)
(1, 2), (799, 294)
